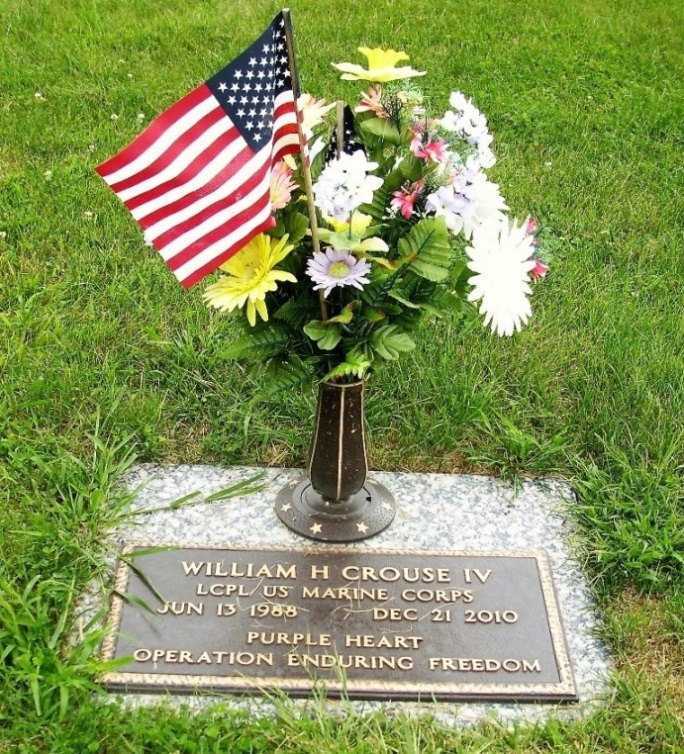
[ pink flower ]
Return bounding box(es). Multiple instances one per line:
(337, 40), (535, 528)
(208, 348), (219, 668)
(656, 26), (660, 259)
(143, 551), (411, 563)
(530, 259), (549, 279)
(298, 93), (335, 138)
(526, 218), (538, 235)
(409, 128), (447, 163)
(356, 85), (388, 118)
(270, 161), (297, 210)
(391, 180), (424, 220)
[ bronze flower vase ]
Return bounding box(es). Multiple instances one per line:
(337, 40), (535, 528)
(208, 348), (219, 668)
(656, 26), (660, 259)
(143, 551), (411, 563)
(275, 380), (396, 542)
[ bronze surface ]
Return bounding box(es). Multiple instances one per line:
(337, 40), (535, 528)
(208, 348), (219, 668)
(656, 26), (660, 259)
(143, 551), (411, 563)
(101, 544), (577, 702)
(275, 477), (396, 541)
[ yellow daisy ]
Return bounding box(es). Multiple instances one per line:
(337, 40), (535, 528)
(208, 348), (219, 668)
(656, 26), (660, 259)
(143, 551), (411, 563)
(332, 47), (426, 83)
(203, 234), (296, 326)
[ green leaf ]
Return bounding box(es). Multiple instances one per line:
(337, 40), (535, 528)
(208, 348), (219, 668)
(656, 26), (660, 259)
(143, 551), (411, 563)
(360, 117), (401, 144)
(262, 357), (314, 397)
(364, 308), (387, 323)
(303, 320), (343, 350)
(117, 556), (166, 605)
(388, 289), (420, 309)
(399, 154), (424, 182)
(398, 217), (453, 282)
(327, 302), (356, 324)
(393, 308), (423, 330)
(411, 260), (448, 281)
(327, 230), (358, 249)
(220, 321), (290, 361)
(273, 296), (318, 330)
(241, 358), (316, 438)
(323, 350), (372, 381)
(127, 546), (182, 557)
(283, 211), (309, 244)
(383, 154), (425, 192)
(112, 590), (159, 616)
(370, 325), (416, 360)
(450, 259), (472, 297)
(433, 290), (465, 314)
(359, 268), (397, 308)
(358, 185), (389, 221)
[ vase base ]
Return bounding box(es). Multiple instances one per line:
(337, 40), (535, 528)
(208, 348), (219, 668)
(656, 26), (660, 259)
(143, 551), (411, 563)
(275, 478), (396, 542)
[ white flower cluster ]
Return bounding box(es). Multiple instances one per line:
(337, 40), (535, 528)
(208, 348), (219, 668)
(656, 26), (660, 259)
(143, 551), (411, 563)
(426, 168), (508, 240)
(439, 90), (496, 171)
(313, 151), (383, 220)
(423, 93), (539, 337)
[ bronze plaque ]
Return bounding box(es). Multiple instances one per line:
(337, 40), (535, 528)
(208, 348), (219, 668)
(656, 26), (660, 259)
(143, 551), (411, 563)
(101, 543), (577, 701)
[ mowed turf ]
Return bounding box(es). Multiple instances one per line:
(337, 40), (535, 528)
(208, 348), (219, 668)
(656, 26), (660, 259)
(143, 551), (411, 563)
(0, 0), (682, 750)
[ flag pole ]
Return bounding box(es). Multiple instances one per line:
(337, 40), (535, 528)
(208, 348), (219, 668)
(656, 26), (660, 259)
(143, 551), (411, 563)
(281, 8), (328, 322)
(336, 101), (345, 159)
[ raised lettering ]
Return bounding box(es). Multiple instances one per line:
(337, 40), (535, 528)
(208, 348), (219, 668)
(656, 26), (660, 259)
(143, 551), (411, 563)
(310, 565), (329, 580)
(181, 561), (203, 576)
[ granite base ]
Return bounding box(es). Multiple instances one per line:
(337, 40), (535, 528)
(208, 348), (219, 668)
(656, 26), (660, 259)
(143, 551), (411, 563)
(76, 465), (612, 727)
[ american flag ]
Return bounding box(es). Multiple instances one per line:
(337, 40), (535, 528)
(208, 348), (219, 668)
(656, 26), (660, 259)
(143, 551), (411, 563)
(96, 13), (301, 289)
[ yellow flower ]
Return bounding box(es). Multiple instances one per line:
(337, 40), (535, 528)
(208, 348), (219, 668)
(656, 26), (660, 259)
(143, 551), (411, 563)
(332, 47), (426, 83)
(203, 234), (296, 326)
(327, 212), (373, 236)
(318, 212), (389, 254)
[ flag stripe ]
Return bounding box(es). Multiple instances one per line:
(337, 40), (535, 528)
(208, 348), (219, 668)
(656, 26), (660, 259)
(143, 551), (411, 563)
(271, 91), (300, 162)
(273, 98), (295, 122)
(154, 160), (267, 249)
(109, 106), (227, 194)
(273, 132), (300, 162)
(135, 89), (293, 223)
(179, 218), (273, 290)
(121, 122), (239, 209)
(98, 88), (217, 184)
(133, 137), (249, 225)
(161, 164), (271, 261)
(137, 140), (254, 232)
(167, 190), (271, 274)
(133, 140), (252, 232)
(176, 203), (275, 289)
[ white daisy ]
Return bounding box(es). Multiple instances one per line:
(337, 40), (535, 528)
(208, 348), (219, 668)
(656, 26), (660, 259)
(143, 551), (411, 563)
(306, 248), (371, 297)
(466, 217), (537, 336)
(460, 172), (508, 238)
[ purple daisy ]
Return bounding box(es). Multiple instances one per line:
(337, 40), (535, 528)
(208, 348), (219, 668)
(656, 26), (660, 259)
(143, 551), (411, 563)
(306, 248), (371, 298)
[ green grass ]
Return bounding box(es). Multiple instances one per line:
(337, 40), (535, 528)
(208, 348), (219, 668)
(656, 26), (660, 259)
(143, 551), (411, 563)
(1, 0), (683, 750)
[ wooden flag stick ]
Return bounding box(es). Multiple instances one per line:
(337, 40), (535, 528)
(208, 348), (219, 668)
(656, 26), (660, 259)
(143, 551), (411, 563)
(336, 100), (345, 159)
(282, 8), (328, 322)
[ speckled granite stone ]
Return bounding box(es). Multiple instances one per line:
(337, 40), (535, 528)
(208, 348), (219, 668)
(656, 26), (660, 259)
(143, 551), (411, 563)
(77, 465), (612, 727)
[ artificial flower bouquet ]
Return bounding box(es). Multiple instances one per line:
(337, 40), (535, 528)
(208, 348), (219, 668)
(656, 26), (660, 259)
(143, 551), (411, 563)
(204, 47), (550, 395)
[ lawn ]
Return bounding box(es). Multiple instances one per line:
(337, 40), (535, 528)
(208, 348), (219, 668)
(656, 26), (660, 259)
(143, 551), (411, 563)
(1, 0), (683, 751)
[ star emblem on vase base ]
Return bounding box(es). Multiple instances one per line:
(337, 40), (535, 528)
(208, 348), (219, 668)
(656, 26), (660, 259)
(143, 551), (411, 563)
(274, 478), (395, 542)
